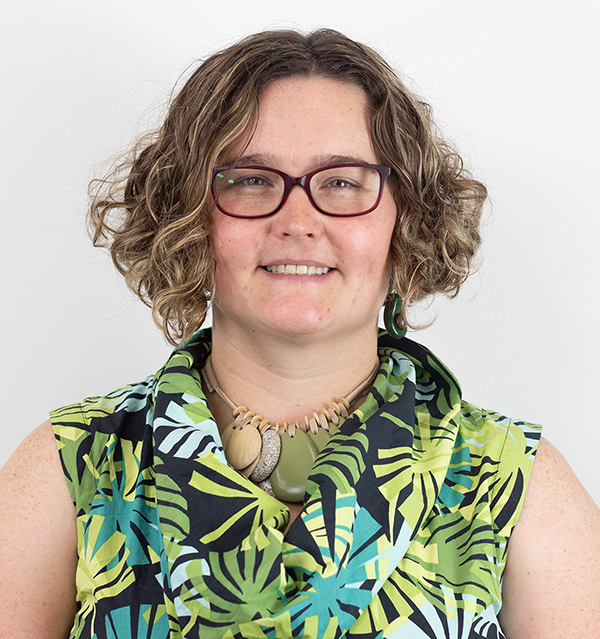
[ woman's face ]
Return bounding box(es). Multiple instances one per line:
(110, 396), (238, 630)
(209, 76), (398, 341)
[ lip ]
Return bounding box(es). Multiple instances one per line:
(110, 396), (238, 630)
(260, 260), (332, 269)
(261, 264), (334, 276)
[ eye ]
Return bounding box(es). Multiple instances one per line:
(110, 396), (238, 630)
(221, 169), (279, 190)
(238, 176), (270, 187)
(314, 166), (373, 192)
(325, 178), (360, 189)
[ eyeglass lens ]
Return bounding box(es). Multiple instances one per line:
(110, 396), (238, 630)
(213, 165), (383, 217)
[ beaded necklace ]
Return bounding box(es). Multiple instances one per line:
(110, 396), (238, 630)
(201, 357), (379, 501)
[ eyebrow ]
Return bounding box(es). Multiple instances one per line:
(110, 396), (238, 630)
(222, 153), (372, 173)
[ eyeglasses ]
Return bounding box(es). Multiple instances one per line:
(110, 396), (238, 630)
(211, 163), (392, 218)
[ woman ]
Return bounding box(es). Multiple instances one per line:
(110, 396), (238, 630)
(1, 29), (598, 639)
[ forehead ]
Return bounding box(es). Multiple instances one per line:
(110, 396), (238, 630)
(226, 76), (378, 171)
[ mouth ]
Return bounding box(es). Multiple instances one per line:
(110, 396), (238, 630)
(262, 264), (332, 276)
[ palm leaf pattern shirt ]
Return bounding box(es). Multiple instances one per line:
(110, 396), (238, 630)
(50, 329), (541, 639)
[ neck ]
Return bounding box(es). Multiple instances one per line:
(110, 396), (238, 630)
(206, 314), (380, 430)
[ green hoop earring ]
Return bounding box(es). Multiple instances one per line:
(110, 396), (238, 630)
(384, 294), (407, 340)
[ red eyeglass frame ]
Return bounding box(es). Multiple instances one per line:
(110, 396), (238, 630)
(211, 163), (392, 218)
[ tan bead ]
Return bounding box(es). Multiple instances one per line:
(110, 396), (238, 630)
(257, 418), (271, 432)
(241, 411), (256, 428)
(328, 403), (340, 425)
(319, 411), (330, 430)
(308, 414), (319, 434)
(224, 423), (261, 470)
(233, 410), (254, 429)
(250, 414), (263, 427)
(338, 398), (349, 418)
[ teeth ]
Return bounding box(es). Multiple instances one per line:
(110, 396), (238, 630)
(265, 265), (331, 275)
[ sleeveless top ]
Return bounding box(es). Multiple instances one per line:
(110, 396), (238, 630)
(50, 330), (541, 639)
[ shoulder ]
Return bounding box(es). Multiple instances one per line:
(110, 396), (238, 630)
(458, 402), (541, 526)
(0, 421), (78, 638)
(498, 437), (600, 637)
(0, 421), (72, 507)
(51, 377), (157, 459)
(50, 383), (157, 516)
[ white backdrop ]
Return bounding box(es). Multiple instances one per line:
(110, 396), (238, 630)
(1, 0), (598, 506)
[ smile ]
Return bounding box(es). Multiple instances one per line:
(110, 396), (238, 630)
(263, 265), (331, 275)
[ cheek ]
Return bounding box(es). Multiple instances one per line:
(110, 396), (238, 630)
(210, 215), (248, 266)
(209, 216), (265, 292)
(360, 217), (396, 274)
(359, 217), (396, 294)
(342, 224), (394, 300)
(208, 219), (237, 293)
(377, 201), (398, 276)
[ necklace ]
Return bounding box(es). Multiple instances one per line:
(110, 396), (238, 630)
(201, 357), (379, 502)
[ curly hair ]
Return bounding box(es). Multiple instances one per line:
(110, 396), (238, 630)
(88, 28), (487, 346)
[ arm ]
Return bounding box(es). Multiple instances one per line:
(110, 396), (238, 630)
(0, 420), (78, 639)
(498, 437), (600, 638)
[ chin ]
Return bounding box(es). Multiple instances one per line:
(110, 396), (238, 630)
(261, 310), (335, 337)
(258, 305), (378, 340)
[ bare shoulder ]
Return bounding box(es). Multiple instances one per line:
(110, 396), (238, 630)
(0, 420), (78, 638)
(499, 437), (600, 638)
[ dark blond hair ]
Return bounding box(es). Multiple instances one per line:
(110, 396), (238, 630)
(89, 28), (486, 345)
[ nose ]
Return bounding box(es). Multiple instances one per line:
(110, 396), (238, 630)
(272, 184), (323, 238)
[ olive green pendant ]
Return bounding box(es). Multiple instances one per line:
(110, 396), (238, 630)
(269, 421), (340, 502)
